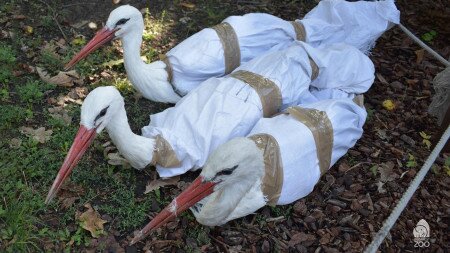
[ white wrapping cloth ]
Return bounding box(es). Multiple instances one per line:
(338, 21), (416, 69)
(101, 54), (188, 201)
(301, 0), (400, 53)
(164, 0), (398, 95)
(248, 97), (367, 205)
(142, 42), (374, 178)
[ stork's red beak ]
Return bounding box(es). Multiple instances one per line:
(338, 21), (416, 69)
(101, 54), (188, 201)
(45, 125), (97, 204)
(130, 176), (216, 245)
(64, 27), (118, 70)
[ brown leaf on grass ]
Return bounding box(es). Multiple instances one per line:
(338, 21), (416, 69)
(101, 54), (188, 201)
(180, 2), (195, 8)
(77, 203), (107, 238)
(48, 106), (72, 126)
(36, 67), (83, 87)
(57, 181), (85, 209)
(19, 126), (52, 143)
(61, 197), (78, 210)
(144, 176), (180, 194)
(9, 138), (22, 149)
(67, 87), (88, 99)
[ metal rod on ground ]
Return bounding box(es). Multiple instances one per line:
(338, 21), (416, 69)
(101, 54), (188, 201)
(364, 125), (450, 253)
(398, 24), (449, 67)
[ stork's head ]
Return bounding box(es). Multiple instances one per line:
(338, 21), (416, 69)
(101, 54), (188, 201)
(80, 86), (125, 133)
(130, 138), (265, 244)
(45, 86), (124, 204)
(65, 5), (144, 70)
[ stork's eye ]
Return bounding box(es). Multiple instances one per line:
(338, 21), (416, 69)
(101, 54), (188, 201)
(115, 18), (130, 27)
(216, 165), (238, 177)
(94, 106), (109, 122)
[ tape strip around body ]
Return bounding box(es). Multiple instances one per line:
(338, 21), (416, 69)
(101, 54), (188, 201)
(160, 54), (184, 97)
(230, 70), (282, 117)
(151, 134), (181, 168)
(352, 94), (365, 108)
(212, 22), (241, 74)
(286, 107), (333, 175)
(290, 21), (306, 41)
(249, 134), (283, 206)
(309, 57), (319, 81)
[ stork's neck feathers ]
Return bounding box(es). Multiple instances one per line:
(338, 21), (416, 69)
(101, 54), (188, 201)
(105, 105), (154, 169)
(121, 30), (181, 103)
(122, 30), (145, 70)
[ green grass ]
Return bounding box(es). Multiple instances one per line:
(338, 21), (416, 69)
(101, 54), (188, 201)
(0, 42), (16, 84)
(16, 79), (55, 103)
(0, 105), (33, 130)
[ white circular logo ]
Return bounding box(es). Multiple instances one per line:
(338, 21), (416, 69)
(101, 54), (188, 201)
(413, 219), (430, 238)
(413, 219), (430, 248)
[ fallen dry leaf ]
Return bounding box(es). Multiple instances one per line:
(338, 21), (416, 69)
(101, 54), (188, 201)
(48, 106), (72, 126)
(61, 197), (79, 210)
(36, 67), (83, 87)
(415, 49), (425, 64)
(180, 2), (195, 8)
(41, 41), (60, 59)
(144, 176), (180, 194)
(9, 138), (22, 149)
(67, 87), (88, 99)
(23, 25), (33, 35)
(19, 126), (52, 143)
(376, 181), (386, 194)
(378, 161), (398, 183)
(382, 99), (396, 111)
(77, 203), (107, 238)
(376, 161), (398, 193)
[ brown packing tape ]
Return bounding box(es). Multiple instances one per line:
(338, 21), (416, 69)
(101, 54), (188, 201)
(211, 22), (241, 74)
(249, 134), (283, 206)
(151, 135), (182, 168)
(309, 57), (319, 81)
(159, 54), (184, 97)
(290, 21), (307, 41)
(286, 107), (333, 175)
(352, 94), (365, 108)
(230, 70), (282, 117)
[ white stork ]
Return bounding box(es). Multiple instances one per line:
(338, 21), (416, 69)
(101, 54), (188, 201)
(64, 0), (398, 103)
(45, 42), (374, 203)
(130, 94), (367, 244)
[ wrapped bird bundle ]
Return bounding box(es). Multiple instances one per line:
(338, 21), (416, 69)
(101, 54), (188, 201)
(142, 41), (375, 177)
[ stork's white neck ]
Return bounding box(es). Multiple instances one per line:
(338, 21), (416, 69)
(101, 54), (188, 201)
(120, 31), (181, 103)
(122, 30), (145, 71)
(105, 105), (154, 169)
